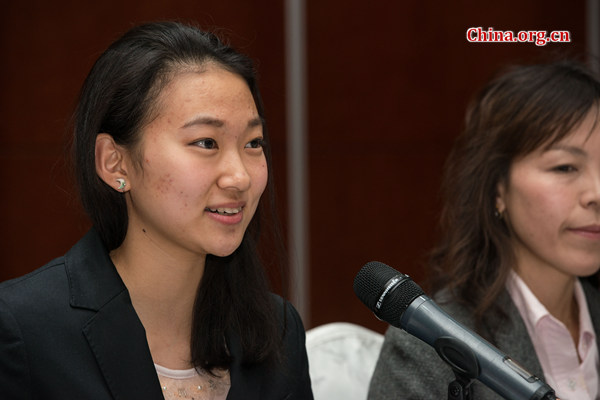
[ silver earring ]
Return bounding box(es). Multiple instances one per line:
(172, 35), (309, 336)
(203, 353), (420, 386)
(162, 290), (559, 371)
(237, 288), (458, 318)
(116, 178), (126, 190)
(494, 207), (503, 219)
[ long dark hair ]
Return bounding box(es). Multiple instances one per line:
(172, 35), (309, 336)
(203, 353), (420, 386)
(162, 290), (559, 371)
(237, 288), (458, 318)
(73, 21), (284, 370)
(429, 60), (600, 331)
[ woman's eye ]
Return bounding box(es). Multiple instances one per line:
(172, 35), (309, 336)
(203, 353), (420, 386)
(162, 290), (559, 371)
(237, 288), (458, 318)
(553, 164), (576, 173)
(245, 138), (265, 149)
(193, 138), (218, 149)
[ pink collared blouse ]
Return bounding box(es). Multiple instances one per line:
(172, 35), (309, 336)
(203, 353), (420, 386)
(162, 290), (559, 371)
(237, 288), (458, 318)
(506, 270), (599, 400)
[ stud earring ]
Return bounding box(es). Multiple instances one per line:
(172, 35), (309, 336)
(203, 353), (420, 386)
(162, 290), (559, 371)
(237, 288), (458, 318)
(116, 178), (126, 191)
(494, 207), (503, 219)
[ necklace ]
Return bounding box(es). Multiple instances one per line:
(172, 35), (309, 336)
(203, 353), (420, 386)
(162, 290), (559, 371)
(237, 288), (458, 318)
(156, 366), (230, 400)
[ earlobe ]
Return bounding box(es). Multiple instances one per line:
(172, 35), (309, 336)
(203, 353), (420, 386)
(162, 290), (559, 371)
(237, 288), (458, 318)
(95, 133), (130, 192)
(495, 181), (506, 215)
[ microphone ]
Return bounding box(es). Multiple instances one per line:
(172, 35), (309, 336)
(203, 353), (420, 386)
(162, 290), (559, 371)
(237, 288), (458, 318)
(353, 261), (556, 400)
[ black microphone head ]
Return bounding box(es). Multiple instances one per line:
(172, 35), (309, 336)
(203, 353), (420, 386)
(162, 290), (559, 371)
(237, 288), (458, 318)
(353, 261), (425, 327)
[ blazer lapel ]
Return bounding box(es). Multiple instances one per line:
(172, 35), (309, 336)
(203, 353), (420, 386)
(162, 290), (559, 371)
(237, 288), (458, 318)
(581, 279), (600, 350)
(66, 229), (163, 399)
(488, 292), (545, 380)
(82, 290), (164, 399)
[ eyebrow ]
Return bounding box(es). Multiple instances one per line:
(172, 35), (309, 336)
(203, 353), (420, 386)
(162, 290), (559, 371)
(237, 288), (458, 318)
(181, 115), (263, 129)
(548, 144), (586, 157)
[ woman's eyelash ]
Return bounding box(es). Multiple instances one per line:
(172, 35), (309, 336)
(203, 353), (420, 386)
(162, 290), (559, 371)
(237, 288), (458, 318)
(193, 138), (217, 149)
(191, 138), (265, 149)
(246, 138), (265, 149)
(553, 164), (576, 172)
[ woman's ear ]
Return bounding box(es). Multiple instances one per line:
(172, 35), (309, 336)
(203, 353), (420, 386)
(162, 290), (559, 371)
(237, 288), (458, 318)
(495, 180), (506, 214)
(95, 133), (130, 192)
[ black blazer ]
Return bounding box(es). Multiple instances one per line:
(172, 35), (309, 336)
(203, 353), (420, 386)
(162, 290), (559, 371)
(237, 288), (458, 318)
(0, 230), (314, 399)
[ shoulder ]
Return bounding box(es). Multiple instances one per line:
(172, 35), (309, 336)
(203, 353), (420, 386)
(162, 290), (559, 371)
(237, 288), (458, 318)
(269, 293), (306, 337)
(0, 229), (123, 352)
(0, 228), (109, 310)
(268, 294), (308, 363)
(0, 257), (70, 399)
(238, 294), (313, 399)
(0, 256), (66, 289)
(0, 253), (86, 355)
(433, 289), (479, 329)
(369, 324), (454, 399)
(0, 257), (69, 315)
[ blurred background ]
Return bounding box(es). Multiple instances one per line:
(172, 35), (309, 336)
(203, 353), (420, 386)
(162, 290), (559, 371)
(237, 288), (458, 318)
(0, 0), (593, 334)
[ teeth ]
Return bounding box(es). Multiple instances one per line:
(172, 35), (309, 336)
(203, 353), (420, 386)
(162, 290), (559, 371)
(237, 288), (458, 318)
(208, 207), (242, 215)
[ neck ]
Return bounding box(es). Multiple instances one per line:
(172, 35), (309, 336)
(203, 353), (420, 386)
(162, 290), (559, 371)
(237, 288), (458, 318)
(516, 267), (580, 344)
(111, 226), (205, 369)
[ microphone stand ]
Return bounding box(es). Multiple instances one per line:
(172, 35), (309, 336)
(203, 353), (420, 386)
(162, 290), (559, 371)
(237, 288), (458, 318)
(448, 371), (473, 400)
(434, 337), (479, 400)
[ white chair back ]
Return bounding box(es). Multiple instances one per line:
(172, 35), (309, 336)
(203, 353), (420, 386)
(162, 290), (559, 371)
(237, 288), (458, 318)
(306, 322), (384, 400)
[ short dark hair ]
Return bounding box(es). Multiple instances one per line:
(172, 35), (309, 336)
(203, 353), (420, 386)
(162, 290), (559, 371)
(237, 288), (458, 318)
(73, 21), (283, 370)
(429, 60), (600, 332)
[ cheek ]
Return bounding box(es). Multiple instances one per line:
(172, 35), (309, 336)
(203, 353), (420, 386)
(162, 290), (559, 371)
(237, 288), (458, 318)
(517, 181), (566, 218)
(253, 161), (268, 196)
(140, 153), (177, 195)
(154, 173), (175, 195)
(142, 156), (212, 207)
(507, 180), (566, 239)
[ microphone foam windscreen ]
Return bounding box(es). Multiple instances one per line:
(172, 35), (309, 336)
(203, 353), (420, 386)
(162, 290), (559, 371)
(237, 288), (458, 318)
(353, 261), (400, 310)
(353, 261), (424, 326)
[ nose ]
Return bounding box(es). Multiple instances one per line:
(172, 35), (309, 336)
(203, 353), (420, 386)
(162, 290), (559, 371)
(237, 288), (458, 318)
(217, 151), (251, 192)
(581, 170), (600, 210)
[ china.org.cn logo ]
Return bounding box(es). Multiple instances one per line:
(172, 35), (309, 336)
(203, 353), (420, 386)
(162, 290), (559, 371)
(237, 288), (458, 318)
(466, 27), (571, 46)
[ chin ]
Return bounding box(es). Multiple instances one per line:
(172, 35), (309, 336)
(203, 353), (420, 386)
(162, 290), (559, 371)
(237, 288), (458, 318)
(578, 267), (600, 278)
(208, 242), (244, 258)
(569, 260), (600, 278)
(210, 250), (237, 258)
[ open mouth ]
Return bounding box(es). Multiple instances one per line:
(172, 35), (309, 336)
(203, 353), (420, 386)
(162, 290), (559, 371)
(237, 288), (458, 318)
(206, 207), (243, 216)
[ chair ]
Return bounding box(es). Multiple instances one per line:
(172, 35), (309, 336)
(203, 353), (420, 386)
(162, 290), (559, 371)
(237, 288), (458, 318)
(306, 322), (384, 400)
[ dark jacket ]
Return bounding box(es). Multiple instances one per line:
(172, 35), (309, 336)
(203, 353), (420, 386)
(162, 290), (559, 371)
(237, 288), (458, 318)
(0, 230), (313, 399)
(368, 282), (600, 400)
